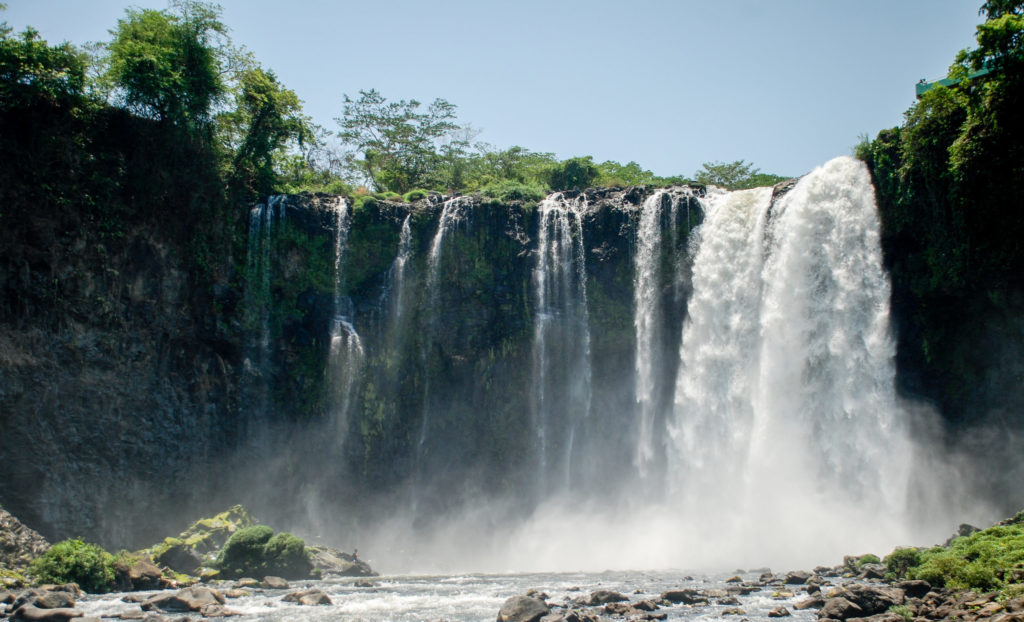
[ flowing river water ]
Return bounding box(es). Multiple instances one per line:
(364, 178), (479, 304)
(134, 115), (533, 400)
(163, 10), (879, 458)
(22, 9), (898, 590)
(75, 570), (821, 622)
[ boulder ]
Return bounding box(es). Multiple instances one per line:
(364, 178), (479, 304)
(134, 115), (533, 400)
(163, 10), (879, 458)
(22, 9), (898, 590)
(308, 546), (378, 577)
(769, 606), (791, 617)
(497, 595), (550, 622)
(721, 607), (746, 615)
(141, 586), (225, 613)
(794, 596), (826, 610)
(125, 559), (164, 591)
(282, 589), (332, 606)
(260, 576), (289, 589)
(858, 563), (887, 580)
(894, 580), (931, 599)
(818, 597), (863, 621)
(583, 590), (628, 605)
(838, 584), (904, 615)
(10, 605), (83, 621)
(784, 570), (812, 584)
(153, 542), (203, 575)
(661, 589), (707, 604)
(199, 603), (240, 617)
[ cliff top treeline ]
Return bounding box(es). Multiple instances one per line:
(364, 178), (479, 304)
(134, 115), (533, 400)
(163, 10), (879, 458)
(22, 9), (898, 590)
(0, 0), (785, 213)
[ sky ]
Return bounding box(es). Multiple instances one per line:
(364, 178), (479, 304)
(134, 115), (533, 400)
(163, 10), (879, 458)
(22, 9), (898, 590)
(4, 0), (984, 178)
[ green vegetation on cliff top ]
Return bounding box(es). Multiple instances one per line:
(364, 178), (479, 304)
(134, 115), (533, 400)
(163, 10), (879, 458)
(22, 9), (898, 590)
(855, 0), (1024, 420)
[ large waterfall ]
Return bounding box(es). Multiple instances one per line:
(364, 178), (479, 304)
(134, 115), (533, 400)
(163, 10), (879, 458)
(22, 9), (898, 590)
(243, 157), (949, 572)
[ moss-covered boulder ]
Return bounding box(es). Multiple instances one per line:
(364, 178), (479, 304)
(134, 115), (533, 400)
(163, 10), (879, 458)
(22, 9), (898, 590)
(149, 505), (256, 574)
(214, 526), (312, 580)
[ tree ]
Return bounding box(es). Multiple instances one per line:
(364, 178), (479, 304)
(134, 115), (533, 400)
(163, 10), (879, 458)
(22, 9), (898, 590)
(220, 66), (312, 197)
(336, 88), (459, 193)
(0, 24), (87, 108)
(693, 160), (789, 190)
(548, 156), (599, 191)
(106, 0), (226, 130)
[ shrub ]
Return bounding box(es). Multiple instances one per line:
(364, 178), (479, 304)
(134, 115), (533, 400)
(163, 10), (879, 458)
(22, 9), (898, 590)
(857, 554), (881, 567)
(215, 525), (312, 580)
(28, 539), (116, 593)
(402, 188), (430, 202)
(908, 523), (1024, 590)
(884, 547), (922, 579)
(480, 180), (548, 203)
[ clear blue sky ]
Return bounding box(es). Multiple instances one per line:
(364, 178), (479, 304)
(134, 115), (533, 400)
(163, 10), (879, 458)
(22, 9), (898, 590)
(4, 1), (983, 178)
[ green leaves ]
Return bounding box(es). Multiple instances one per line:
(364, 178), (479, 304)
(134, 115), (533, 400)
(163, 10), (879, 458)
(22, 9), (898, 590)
(105, 1), (225, 129)
(336, 89), (460, 193)
(28, 539), (116, 593)
(693, 160), (790, 190)
(0, 26), (87, 108)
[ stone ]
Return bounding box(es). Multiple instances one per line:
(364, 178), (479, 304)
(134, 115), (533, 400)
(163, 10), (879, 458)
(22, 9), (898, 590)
(717, 596), (741, 606)
(260, 576), (289, 589)
(126, 559), (163, 591)
(308, 545), (378, 577)
(141, 586), (225, 613)
(234, 578), (259, 588)
(818, 597), (863, 621)
(153, 544), (203, 576)
(661, 589), (707, 604)
(10, 605), (83, 622)
(497, 595), (550, 622)
(784, 570), (812, 584)
(858, 563), (887, 580)
(794, 596), (826, 610)
(725, 575), (743, 583)
(354, 579), (374, 588)
(282, 589), (332, 606)
(894, 580), (930, 599)
(199, 603), (240, 617)
(839, 584), (904, 615)
(224, 589), (249, 598)
(32, 591), (76, 609)
(584, 590), (628, 605)
(769, 606), (791, 617)
(721, 607), (746, 615)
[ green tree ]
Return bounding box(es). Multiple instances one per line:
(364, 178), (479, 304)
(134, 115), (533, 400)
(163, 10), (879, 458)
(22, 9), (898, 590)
(548, 156), (599, 191)
(0, 24), (87, 108)
(693, 160), (789, 190)
(336, 88), (459, 193)
(28, 539), (116, 593)
(106, 0), (226, 130)
(220, 66), (313, 198)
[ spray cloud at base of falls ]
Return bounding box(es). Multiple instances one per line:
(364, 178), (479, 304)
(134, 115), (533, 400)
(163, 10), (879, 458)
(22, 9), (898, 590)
(242, 159), (995, 574)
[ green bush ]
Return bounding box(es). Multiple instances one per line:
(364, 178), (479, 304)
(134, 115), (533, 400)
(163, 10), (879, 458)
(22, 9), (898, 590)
(480, 180), (548, 203)
(907, 523), (1024, 590)
(28, 539), (116, 593)
(857, 554), (881, 567)
(215, 525), (312, 580)
(884, 547), (922, 579)
(402, 188), (430, 202)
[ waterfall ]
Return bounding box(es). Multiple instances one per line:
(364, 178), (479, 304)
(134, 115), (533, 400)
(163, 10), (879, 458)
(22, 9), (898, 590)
(632, 188), (696, 479)
(244, 195), (285, 437)
(531, 192), (593, 495)
(389, 214), (414, 324)
(668, 156), (910, 542)
(418, 197), (471, 457)
(328, 197), (363, 443)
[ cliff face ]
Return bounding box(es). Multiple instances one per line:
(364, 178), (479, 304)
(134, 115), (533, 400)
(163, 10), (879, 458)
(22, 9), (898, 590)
(0, 182), (705, 547)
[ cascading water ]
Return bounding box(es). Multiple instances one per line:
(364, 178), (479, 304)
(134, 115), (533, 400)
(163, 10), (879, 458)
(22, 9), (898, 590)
(416, 197), (471, 468)
(632, 188), (696, 481)
(663, 156), (912, 559)
(244, 195), (285, 438)
(389, 214), (414, 325)
(328, 197), (363, 443)
(531, 193), (593, 496)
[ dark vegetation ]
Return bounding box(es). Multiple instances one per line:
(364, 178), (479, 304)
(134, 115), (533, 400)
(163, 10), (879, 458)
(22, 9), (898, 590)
(856, 1), (1024, 422)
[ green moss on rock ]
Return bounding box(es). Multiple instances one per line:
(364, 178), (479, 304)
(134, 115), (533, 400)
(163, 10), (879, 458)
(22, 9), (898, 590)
(28, 539), (116, 593)
(215, 525), (312, 580)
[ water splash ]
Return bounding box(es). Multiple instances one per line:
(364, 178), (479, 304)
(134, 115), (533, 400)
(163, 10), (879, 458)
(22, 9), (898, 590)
(531, 192), (593, 496)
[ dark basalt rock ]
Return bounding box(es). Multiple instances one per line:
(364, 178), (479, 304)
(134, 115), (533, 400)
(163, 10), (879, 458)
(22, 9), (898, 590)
(497, 595), (550, 622)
